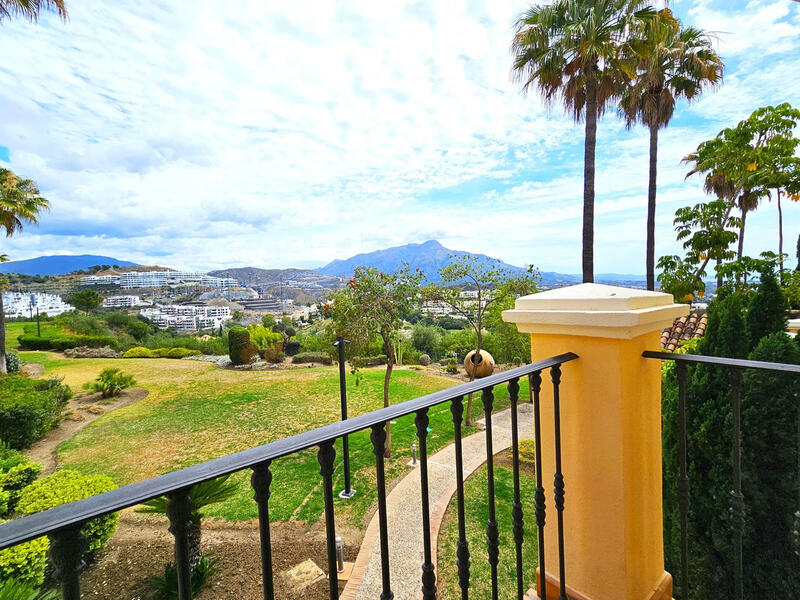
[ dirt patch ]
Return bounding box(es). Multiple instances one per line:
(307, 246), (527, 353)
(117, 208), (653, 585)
(80, 512), (361, 600)
(20, 361), (45, 378)
(25, 387), (149, 474)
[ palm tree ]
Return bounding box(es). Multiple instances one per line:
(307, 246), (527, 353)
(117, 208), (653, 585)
(0, 169), (49, 374)
(0, 0), (67, 21)
(512, 0), (656, 283)
(619, 10), (723, 290)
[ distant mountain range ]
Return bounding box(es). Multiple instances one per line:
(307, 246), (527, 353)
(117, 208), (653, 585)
(0, 254), (137, 276)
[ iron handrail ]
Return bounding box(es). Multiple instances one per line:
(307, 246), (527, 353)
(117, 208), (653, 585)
(642, 350), (800, 374)
(0, 352), (578, 550)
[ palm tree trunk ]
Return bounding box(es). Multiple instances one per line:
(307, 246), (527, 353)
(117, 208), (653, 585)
(647, 124), (659, 291)
(777, 189), (784, 285)
(187, 520), (202, 571)
(383, 337), (394, 458)
(0, 291), (6, 375)
(582, 74), (598, 284)
(737, 207), (747, 261)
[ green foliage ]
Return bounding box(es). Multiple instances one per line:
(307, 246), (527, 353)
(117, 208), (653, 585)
(68, 289), (103, 313)
(246, 324), (282, 351)
(17, 470), (118, 559)
(123, 346), (154, 358)
(138, 475), (238, 522)
(783, 269), (800, 309)
(55, 312), (112, 337)
(88, 368), (136, 398)
(292, 352), (332, 365)
(228, 327), (257, 365)
(122, 347), (201, 359)
(440, 328), (478, 362)
(0, 578), (59, 600)
(260, 314), (276, 329)
(4, 351), (18, 374)
(149, 554), (218, 600)
(0, 526), (49, 587)
(517, 439), (536, 465)
(746, 270), (788, 348)
(17, 334), (120, 351)
(0, 376), (71, 449)
(411, 324), (443, 360)
(0, 456), (42, 516)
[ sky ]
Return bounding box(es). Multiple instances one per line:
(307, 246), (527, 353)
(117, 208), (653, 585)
(0, 0), (798, 274)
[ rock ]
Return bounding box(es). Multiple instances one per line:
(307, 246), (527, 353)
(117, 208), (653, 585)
(282, 559), (326, 590)
(64, 346), (122, 359)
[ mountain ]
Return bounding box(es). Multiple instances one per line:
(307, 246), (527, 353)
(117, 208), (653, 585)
(317, 240), (530, 282)
(0, 255), (137, 276)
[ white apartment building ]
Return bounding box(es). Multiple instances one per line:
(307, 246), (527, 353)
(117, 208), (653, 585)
(140, 304), (231, 331)
(3, 292), (74, 318)
(103, 295), (150, 308)
(82, 271), (237, 289)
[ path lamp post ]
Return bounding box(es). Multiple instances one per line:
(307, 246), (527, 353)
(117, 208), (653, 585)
(29, 294), (40, 336)
(334, 336), (355, 499)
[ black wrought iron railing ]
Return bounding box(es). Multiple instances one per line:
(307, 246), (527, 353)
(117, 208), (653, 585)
(642, 350), (800, 600)
(0, 352), (578, 600)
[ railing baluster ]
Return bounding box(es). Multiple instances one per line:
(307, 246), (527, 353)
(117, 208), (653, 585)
(530, 371), (547, 600)
(676, 362), (690, 600)
(370, 423), (394, 600)
(50, 523), (88, 600)
(551, 365), (567, 600)
(251, 461), (275, 600)
(729, 368), (745, 600)
(166, 488), (194, 600)
(317, 441), (340, 600)
(508, 378), (524, 600)
(450, 396), (470, 600)
(415, 409), (437, 599)
(482, 386), (500, 600)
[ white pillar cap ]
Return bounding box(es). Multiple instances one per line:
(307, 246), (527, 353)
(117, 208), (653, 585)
(502, 283), (690, 340)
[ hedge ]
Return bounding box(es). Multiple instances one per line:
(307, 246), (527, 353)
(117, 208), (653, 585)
(4, 352), (18, 374)
(292, 352), (332, 365)
(123, 346), (201, 359)
(0, 521), (48, 587)
(0, 376), (72, 449)
(18, 334), (120, 351)
(0, 461), (42, 516)
(17, 470), (118, 559)
(229, 327), (258, 365)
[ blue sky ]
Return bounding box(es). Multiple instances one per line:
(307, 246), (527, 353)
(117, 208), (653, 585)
(0, 0), (798, 274)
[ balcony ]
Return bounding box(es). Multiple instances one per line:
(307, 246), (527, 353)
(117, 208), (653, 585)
(0, 283), (797, 600)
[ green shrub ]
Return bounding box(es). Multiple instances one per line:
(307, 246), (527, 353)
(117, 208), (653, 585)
(4, 352), (19, 374)
(0, 578), (59, 600)
(149, 554), (218, 600)
(18, 334), (119, 352)
(123, 346), (155, 358)
(292, 352), (332, 365)
(284, 340), (301, 356)
(0, 524), (49, 587)
(88, 368), (135, 398)
(260, 345), (284, 363)
(17, 470), (118, 559)
(0, 461), (42, 516)
(228, 327), (258, 365)
(166, 347), (201, 359)
(518, 439), (536, 465)
(445, 362), (459, 374)
(0, 377), (71, 449)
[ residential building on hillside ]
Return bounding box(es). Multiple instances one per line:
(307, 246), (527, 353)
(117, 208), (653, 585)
(81, 271), (237, 289)
(140, 304), (231, 331)
(103, 295), (150, 308)
(2, 292), (74, 318)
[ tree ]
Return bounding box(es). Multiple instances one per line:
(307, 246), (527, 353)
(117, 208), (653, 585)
(421, 256), (539, 424)
(746, 270), (788, 349)
(512, 0), (656, 283)
(0, 169), (50, 373)
(0, 0), (66, 22)
(330, 266), (422, 457)
(619, 9), (722, 290)
(68, 289), (103, 314)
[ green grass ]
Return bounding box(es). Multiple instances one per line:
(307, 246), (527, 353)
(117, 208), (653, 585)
(36, 355), (530, 527)
(437, 453), (539, 600)
(5, 321), (64, 351)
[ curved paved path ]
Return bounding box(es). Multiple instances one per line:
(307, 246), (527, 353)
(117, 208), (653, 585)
(342, 404), (534, 600)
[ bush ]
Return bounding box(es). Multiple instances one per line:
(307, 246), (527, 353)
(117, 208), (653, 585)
(228, 327), (258, 365)
(419, 353), (431, 366)
(0, 579), (59, 600)
(292, 352), (332, 365)
(364, 355), (387, 366)
(0, 460), (42, 516)
(17, 470), (118, 559)
(123, 346), (155, 358)
(88, 368), (136, 398)
(18, 334), (119, 352)
(283, 340), (301, 356)
(166, 347), (201, 359)
(0, 376), (71, 449)
(149, 554), (218, 600)
(746, 271), (788, 350)
(0, 523), (49, 587)
(260, 346), (285, 363)
(518, 439), (536, 465)
(4, 352), (19, 374)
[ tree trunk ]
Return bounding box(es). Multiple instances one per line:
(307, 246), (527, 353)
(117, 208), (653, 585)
(646, 124), (659, 291)
(777, 189), (784, 285)
(383, 337), (394, 458)
(582, 74), (598, 284)
(738, 206), (747, 261)
(187, 519), (202, 571)
(716, 259), (723, 291)
(0, 291), (6, 375)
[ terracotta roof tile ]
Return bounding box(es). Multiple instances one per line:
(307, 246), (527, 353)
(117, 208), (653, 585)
(661, 308), (707, 350)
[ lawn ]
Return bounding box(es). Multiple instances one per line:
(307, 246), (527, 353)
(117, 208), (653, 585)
(27, 354), (530, 528)
(5, 321), (64, 350)
(437, 450), (539, 600)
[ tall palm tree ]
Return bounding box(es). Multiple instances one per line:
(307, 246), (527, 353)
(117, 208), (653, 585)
(512, 0), (656, 283)
(619, 10), (723, 290)
(0, 169), (49, 374)
(0, 0), (66, 21)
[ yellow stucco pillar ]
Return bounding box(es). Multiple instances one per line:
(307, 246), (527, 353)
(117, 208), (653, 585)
(503, 283), (688, 600)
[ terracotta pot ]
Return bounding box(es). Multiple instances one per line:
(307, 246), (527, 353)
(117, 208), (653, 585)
(464, 349), (495, 379)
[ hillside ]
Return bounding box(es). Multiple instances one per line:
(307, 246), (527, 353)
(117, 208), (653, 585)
(0, 254), (137, 276)
(208, 267), (341, 288)
(317, 240), (531, 282)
